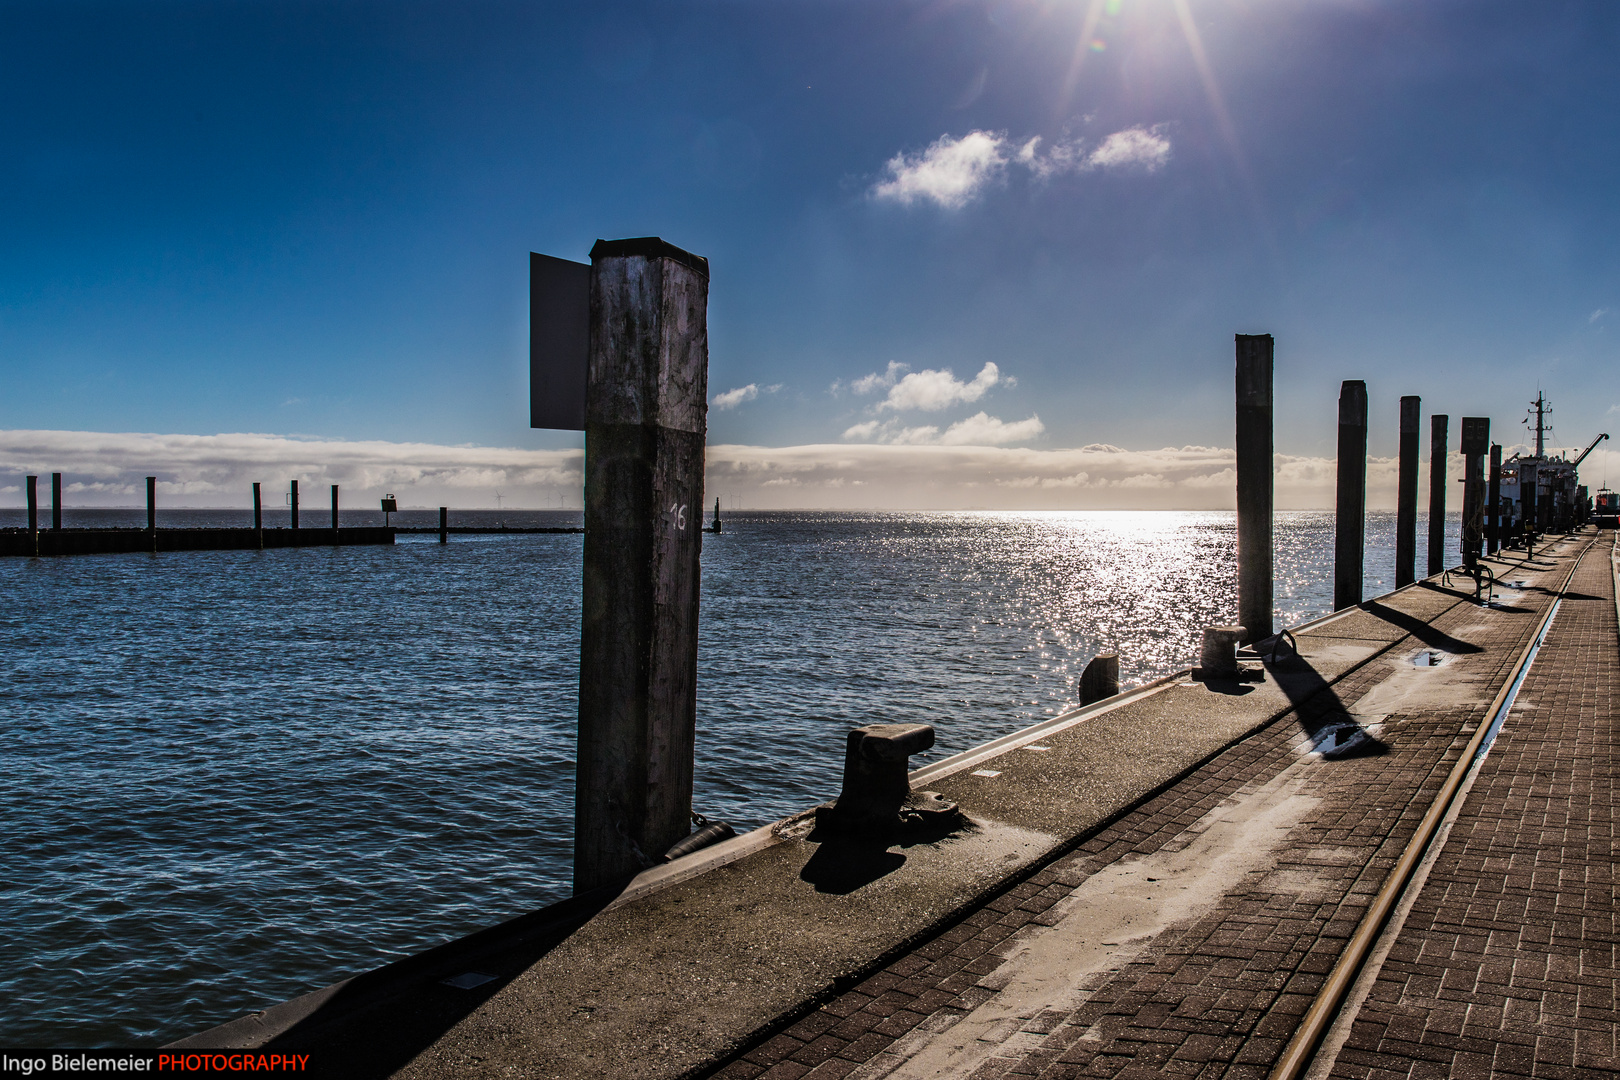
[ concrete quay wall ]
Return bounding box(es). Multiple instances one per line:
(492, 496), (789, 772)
(171, 538), (1589, 1079)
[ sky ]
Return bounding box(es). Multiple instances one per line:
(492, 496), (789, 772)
(2, 0), (1620, 509)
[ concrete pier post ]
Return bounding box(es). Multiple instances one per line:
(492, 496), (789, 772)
(26, 475), (38, 554)
(290, 480), (299, 532)
(51, 473), (61, 531)
(146, 476), (157, 553)
(1333, 380), (1368, 610)
(1235, 334), (1273, 645)
(1486, 444), (1502, 554)
(252, 483), (263, 548)
(1460, 418), (1489, 567)
(1395, 397), (1420, 587)
(1427, 415), (1448, 576)
(331, 484), (339, 533)
(439, 506), (448, 544)
(575, 237), (710, 893)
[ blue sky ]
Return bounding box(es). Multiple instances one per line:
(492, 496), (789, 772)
(2, 0), (1619, 508)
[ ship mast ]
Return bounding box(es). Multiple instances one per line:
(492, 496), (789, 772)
(1530, 392), (1549, 458)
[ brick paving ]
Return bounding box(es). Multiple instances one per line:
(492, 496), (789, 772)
(700, 541), (1605, 1080)
(1329, 533), (1619, 1080)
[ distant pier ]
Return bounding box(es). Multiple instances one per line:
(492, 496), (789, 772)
(0, 526), (394, 557)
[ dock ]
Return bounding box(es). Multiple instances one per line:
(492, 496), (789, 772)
(0, 526), (394, 557)
(171, 529), (1619, 1079)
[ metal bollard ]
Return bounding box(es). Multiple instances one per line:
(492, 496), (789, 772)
(815, 723), (959, 836)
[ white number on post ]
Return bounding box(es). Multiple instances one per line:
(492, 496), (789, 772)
(668, 503), (687, 530)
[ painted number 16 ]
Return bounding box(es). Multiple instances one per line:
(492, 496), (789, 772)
(667, 503), (687, 530)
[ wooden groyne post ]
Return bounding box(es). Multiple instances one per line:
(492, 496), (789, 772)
(1460, 418), (1489, 566)
(1395, 396), (1420, 587)
(1427, 415), (1448, 575)
(253, 483), (263, 548)
(1487, 444), (1502, 554)
(290, 480), (300, 533)
(1235, 334), (1273, 645)
(330, 484), (340, 541)
(146, 476), (157, 552)
(439, 507), (448, 544)
(576, 237), (710, 892)
(26, 475), (38, 556)
(51, 473), (61, 531)
(1333, 380), (1368, 610)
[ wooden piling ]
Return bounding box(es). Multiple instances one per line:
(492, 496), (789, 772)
(439, 506), (448, 544)
(253, 483), (263, 548)
(331, 484), (339, 532)
(576, 237), (710, 893)
(51, 473), (61, 531)
(1333, 380), (1368, 610)
(146, 476), (157, 553)
(1395, 396), (1420, 587)
(1235, 334), (1273, 645)
(1486, 444), (1502, 554)
(1460, 418), (1489, 566)
(290, 480), (299, 532)
(1427, 415), (1448, 576)
(26, 475), (38, 556)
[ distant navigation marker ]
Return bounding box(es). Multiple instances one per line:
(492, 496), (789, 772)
(530, 252), (590, 431)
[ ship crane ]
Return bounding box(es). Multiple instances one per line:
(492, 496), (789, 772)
(1571, 432), (1609, 469)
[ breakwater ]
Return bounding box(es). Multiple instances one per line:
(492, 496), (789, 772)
(0, 526), (394, 557)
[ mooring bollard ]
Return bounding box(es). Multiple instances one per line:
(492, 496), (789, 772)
(51, 473), (61, 531)
(1334, 380), (1368, 611)
(1460, 418), (1489, 567)
(25, 475), (38, 556)
(439, 506), (448, 544)
(815, 723), (959, 836)
(1428, 415), (1448, 575)
(252, 483), (263, 548)
(1235, 334), (1273, 645)
(1196, 625), (1247, 679)
(1079, 653), (1120, 705)
(290, 480), (299, 532)
(575, 238), (711, 893)
(1396, 396), (1420, 587)
(1487, 444), (1502, 554)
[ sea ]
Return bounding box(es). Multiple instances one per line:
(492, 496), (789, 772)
(0, 508), (1461, 1047)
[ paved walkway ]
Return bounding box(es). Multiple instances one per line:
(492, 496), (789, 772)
(1331, 534), (1619, 1079)
(706, 536), (1616, 1080)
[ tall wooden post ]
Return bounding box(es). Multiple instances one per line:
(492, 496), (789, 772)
(290, 480), (300, 532)
(51, 473), (62, 530)
(26, 475), (38, 556)
(330, 484), (340, 538)
(1460, 418), (1489, 567)
(1486, 444), (1502, 554)
(576, 237), (710, 893)
(1235, 334), (1273, 645)
(1427, 415), (1448, 576)
(1333, 380), (1368, 610)
(1395, 396), (1420, 587)
(146, 476), (157, 553)
(252, 483), (263, 548)
(439, 506), (448, 544)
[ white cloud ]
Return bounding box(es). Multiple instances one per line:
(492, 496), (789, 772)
(713, 384), (760, 410)
(1591, 308), (1610, 323)
(879, 362), (1002, 412)
(851, 362), (907, 395)
(937, 412), (1045, 445)
(871, 130), (1009, 209)
(873, 125), (1172, 207)
(1086, 125), (1172, 171)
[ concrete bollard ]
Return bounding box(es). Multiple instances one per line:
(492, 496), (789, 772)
(575, 237), (711, 893)
(1333, 381), (1368, 611)
(252, 483), (263, 548)
(290, 480), (300, 532)
(1395, 396), (1420, 587)
(1079, 653), (1120, 705)
(51, 473), (61, 531)
(1428, 415), (1448, 575)
(815, 724), (958, 836)
(1486, 444), (1502, 554)
(1198, 625), (1246, 679)
(439, 506), (448, 544)
(1235, 334), (1273, 645)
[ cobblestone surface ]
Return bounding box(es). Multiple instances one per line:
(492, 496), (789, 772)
(701, 540), (1601, 1080)
(1329, 533), (1618, 1080)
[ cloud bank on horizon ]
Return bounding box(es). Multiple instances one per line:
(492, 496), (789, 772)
(0, 428), (1561, 513)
